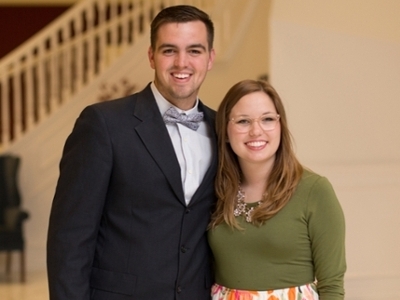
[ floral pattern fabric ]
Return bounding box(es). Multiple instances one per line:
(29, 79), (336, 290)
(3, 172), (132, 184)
(211, 283), (319, 300)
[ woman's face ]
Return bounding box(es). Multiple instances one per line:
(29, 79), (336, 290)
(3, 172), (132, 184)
(227, 91), (281, 168)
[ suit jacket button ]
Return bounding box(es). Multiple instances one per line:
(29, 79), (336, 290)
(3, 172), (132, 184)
(181, 246), (187, 253)
(177, 286), (182, 293)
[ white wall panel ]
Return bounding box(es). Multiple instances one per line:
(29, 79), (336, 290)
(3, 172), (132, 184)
(271, 1), (400, 297)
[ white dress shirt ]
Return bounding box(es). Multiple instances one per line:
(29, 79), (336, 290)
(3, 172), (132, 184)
(151, 83), (213, 205)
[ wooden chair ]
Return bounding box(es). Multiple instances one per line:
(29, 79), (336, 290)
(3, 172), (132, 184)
(0, 154), (29, 282)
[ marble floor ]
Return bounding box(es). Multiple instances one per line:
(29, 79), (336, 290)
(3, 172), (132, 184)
(0, 270), (48, 300)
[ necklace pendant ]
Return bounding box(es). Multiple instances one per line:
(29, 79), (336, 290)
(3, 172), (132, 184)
(234, 202), (246, 217)
(245, 207), (254, 222)
(233, 186), (261, 223)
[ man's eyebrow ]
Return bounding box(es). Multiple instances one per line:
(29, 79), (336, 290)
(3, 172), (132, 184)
(187, 44), (206, 50)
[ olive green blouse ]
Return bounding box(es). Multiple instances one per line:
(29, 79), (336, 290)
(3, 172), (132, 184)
(208, 170), (346, 300)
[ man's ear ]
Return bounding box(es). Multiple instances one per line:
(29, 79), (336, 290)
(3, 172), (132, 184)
(148, 46), (155, 69)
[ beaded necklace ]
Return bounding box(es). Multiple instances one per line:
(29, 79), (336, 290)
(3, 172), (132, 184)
(233, 187), (262, 222)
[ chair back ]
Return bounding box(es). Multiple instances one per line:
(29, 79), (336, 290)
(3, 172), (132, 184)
(0, 155), (21, 225)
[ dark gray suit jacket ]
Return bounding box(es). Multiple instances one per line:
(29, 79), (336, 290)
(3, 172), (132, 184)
(47, 84), (217, 300)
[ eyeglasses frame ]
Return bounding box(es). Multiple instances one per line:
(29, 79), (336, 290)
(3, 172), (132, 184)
(229, 113), (280, 132)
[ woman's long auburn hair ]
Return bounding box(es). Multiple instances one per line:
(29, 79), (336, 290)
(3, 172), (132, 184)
(209, 80), (303, 229)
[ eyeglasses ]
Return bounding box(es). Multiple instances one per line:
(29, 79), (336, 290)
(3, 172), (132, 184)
(230, 113), (280, 132)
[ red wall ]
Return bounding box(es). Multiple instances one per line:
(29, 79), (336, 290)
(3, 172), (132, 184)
(0, 6), (71, 59)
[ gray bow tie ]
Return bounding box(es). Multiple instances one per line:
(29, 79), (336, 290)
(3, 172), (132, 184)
(163, 107), (204, 131)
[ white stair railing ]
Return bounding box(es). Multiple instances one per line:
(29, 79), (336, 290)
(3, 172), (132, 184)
(0, 0), (215, 151)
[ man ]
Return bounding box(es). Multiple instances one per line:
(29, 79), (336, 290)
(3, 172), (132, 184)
(47, 5), (217, 299)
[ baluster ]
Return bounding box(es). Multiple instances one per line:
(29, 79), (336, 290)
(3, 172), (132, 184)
(68, 15), (78, 94)
(7, 74), (15, 142)
(95, 0), (106, 73)
(13, 66), (22, 140)
(120, 0), (132, 49)
(68, 18), (75, 94)
(142, 0), (150, 37)
(126, 1), (134, 45)
(56, 27), (65, 105)
(108, 0), (118, 61)
(85, 3), (95, 82)
(116, 1), (124, 52)
(81, 39), (88, 86)
(40, 38), (51, 116)
(53, 48), (62, 108)
(1, 74), (10, 147)
(130, 1), (139, 44)
(102, 0), (111, 65)
(58, 48), (67, 102)
(77, 44), (85, 91)
(66, 42), (74, 96)
(31, 51), (39, 124)
(149, 1), (158, 32)
(60, 23), (71, 100)
(24, 54), (35, 131)
(141, 0), (152, 35)
(81, 10), (89, 85)
(49, 33), (60, 111)
(70, 44), (79, 93)
(93, 33), (101, 75)
(44, 48), (52, 115)
(75, 23), (83, 92)
(97, 0), (107, 27)
(58, 29), (67, 106)
(120, 0), (130, 20)
(92, 1), (101, 75)
(36, 43), (47, 121)
(19, 65), (27, 134)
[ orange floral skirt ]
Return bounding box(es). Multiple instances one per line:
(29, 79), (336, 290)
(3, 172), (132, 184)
(211, 283), (318, 300)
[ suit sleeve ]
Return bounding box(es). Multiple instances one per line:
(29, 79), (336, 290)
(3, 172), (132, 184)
(47, 105), (113, 300)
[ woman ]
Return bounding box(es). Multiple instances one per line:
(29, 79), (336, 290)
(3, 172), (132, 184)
(208, 79), (346, 300)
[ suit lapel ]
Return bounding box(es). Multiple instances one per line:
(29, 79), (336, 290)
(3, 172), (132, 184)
(133, 85), (185, 204)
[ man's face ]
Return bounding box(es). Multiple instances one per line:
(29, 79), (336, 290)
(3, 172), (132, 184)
(148, 21), (215, 110)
